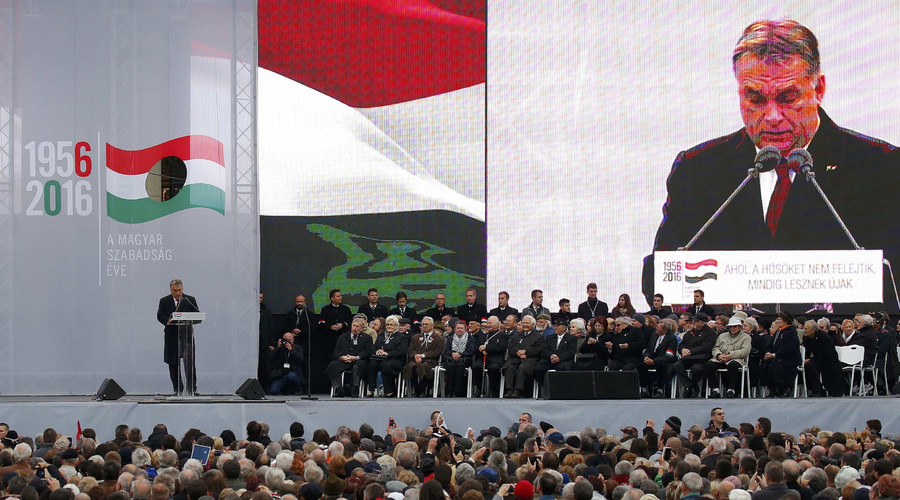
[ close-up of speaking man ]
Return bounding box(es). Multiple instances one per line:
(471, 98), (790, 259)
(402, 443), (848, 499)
(645, 19), (900, 310)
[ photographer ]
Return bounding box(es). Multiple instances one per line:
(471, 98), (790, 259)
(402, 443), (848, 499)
(267, 333), (305, 395)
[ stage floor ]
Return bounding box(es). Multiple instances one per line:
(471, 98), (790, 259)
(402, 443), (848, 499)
(1, 393), (897, 443)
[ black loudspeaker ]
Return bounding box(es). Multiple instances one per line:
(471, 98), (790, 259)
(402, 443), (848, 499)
(548, 371), (596, 399)
(593, 371), (641, 399)
(96, 378), (126, 400)
(235, 378), (265, 400)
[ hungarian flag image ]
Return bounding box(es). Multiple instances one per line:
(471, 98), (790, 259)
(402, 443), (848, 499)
(106, 135), (226, 223)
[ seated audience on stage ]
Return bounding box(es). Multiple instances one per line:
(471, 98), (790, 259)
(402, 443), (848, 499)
(325, 315), (373, 397)
(759, 311), (803, 398)
(502, 315), (543, 398)
(442, 319), (478, 397)
(533, 318), (578, 395)
(802, 319), (848, 397)
(402, 316), (444, 397)
(606, 316), (645, 371)
(670, 313), (717, 398)
(637, 317), (679, 398)
(699, 316), (752, 398)
(574, 316), (612, 371)
(365, 315), (409, 398)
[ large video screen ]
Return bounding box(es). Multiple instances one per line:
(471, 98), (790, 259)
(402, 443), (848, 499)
(487, 1), (900, 314)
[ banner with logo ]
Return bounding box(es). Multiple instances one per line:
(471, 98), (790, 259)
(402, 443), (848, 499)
(654, 250), (883, 304)
(0, 0), (257, 394)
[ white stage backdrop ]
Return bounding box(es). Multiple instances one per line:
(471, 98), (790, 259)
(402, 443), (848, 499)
(0, 0), (258, 394)
(487, 1), (900, 312)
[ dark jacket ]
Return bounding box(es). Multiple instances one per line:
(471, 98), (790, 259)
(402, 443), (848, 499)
(679, 325), (717, 361)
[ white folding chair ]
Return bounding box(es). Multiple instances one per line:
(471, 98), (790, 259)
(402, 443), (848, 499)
(836, 345), (864, 395)
(329, 371), (365, 397)
(793, 345), (807, 398)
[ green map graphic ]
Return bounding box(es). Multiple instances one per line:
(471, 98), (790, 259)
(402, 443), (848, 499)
(307, 223), (484, 310)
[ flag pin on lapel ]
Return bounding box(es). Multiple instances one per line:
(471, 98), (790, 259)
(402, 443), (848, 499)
(826, 165), (837, 171)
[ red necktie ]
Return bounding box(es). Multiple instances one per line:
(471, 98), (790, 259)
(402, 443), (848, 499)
(766, 160), (793, 235)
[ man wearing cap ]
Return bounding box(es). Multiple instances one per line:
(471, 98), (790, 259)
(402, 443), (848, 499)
(534, 318), (578, 397)
(456, 288), (489, 323)
(664, 416), (682, 435)
(522, 289), (551, 319)
(669, 313), (717, 398)
(699, 316), (751, 398)
(534, 314), (553, 336)
(490, 291), (520, 320)
(632, 313), (656, 347)
(620, 427), (639, 450)
(760, 311), (802, 398)
(323, 473), (346, 500)
(503, 315), (544, 398)
(545, 432), (567, 454)
(638, 317), (679, 398)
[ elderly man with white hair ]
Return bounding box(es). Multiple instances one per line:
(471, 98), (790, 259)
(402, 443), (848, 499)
(502, 315), (544, 398)
(0, 443), (32, 475)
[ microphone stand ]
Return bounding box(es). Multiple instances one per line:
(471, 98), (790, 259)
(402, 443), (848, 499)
(799, 165), (900, 310)
(302, 309), (317, 400)
(681, 166), (762, 250)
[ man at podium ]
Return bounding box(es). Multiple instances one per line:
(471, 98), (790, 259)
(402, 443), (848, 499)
(156, 278), (200, 394)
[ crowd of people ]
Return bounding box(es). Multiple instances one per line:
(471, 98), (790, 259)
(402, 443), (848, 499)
(1, 414), (898, 500)
(257, 285), (900, 398)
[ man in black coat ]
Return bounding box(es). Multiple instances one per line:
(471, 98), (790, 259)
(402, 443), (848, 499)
(424, 293), (455, 322)
(750, 461), (791, 500)
(474, 315), (510, 398)
(388, 291), (419, 330)
(156, 278), (200, 394)
(669, 313), (717, 398)
(489, 291), (520, 320)
(643, 20), (900, 313)
(502, 315), (543, 398)
(357, 288), (389, 322)
(325, 315), (373, 397)
(456, 288), (489, 323)
(577, 283), (609, 321)
(316, 289), (353, 393)
(803, 321), (847, 396)
(637, 318), (679, 398)
(606, 316), (645, 371)
(533, 318), (578, 396)
(646, 293), (673, 318)
(283, 294), (315, 346)
(762, 312), (802, 398)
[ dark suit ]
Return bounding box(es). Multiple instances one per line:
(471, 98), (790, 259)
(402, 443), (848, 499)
(489, 306), (520, 320)
(647, 306), (673, 318)
(473, 329), (510, 397)
(847, 326), (877, 366)
(503, 329), (543, 394)
(762, 326), (802, 394)
(577, 299), (609, 321)
(533, 333), (578, 394)
(607, 326), (645, 371)
(156, 294), (199, 393)
(325, 332), (373, 390)
(389, 306), (419, 332)
(357, 303), (389, 322)
(803, 330), (847, 396)
(366, 331), (409, 396)
(644, 109), (900, 312)
(752, 483), (792, 500)
(670, 324), (717, 393)
(637, 332), (679, 393)
(315, 302), (353, 392)
(282, 307), (315, 346)
(456, 302), (489, 323)
(424, 306), (455, 321)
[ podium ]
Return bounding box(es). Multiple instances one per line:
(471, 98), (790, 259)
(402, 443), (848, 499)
(170, 312), (205, 397)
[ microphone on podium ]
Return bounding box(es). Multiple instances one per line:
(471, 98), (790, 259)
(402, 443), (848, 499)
(681, 146), (782, 250)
